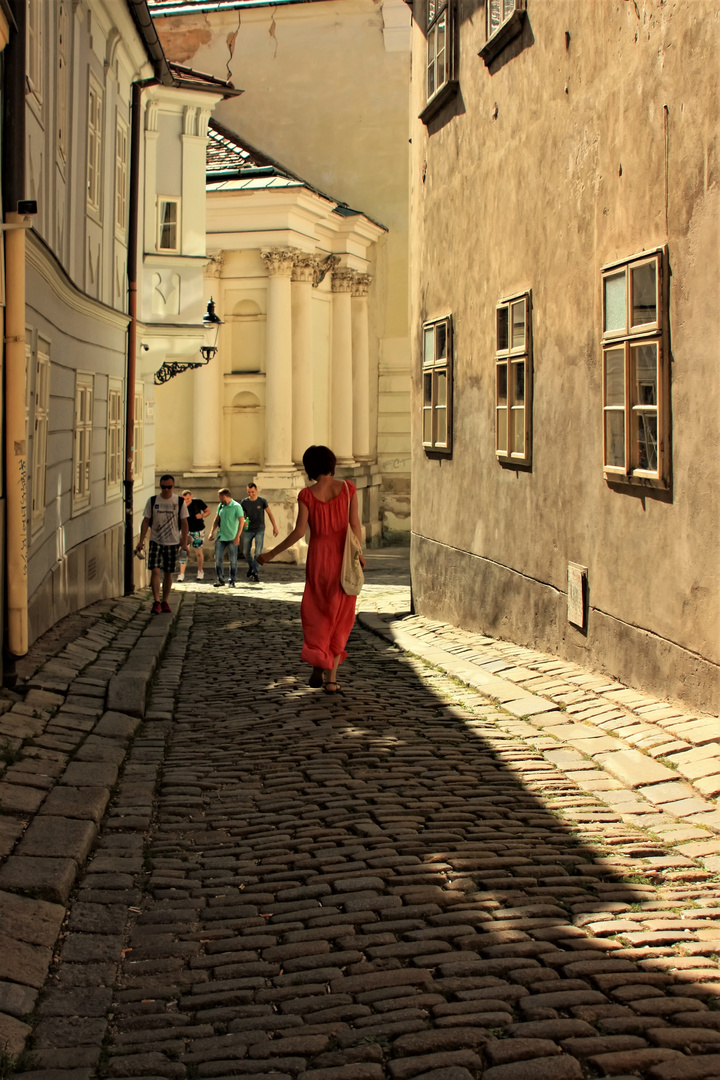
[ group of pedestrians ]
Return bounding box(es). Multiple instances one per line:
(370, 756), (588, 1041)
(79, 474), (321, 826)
(136, 446), (364, 694)
(135, 478), (278, 610)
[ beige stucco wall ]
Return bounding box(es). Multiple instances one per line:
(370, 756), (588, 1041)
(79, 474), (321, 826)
(410, 0), (720, 711)
(155, 0), (411, 534)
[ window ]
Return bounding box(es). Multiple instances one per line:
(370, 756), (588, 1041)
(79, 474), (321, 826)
(57, 3), (68, 163)
(27, 0), (43, 106)
(488, 0), (517, 37)
(422, 316), (452, 454)
(73, 374), (94, 511)
(115, 118), (129, 235)
(87, 80), (103, 214)
(133, 387), (144, 483)
(31, 340), (50, 531)
(601, 249), (666, 483)
(479, 0), (526, 67)
(106, 380), (123, 496)
(157, 198), (180, 252)
(420, 1), (456, 124)
(495, 292), (532, 464)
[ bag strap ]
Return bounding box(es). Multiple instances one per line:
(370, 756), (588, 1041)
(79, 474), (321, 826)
(343, 481), (351, 522)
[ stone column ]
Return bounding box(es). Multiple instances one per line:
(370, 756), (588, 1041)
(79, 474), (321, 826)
(193, 254), (224, 471)
(261, 248), (295, 470)
(351, 273), (372, 462)
(291, 254), (317, 465)
(331, 269), (355, 466)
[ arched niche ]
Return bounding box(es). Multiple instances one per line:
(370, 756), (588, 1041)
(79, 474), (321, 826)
(231, 299), (265, 374)
(229, 389), (264, 466)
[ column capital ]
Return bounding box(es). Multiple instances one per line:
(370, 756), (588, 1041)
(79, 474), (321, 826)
(351, 273), (372, 297)
(261, 247), (296, 277)
(331, 268), (356, 294)
(291, 253), (318, 283)
(205, 252), (224, 279)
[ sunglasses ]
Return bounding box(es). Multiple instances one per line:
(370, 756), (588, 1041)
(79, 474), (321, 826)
(161, 484), (173, 490)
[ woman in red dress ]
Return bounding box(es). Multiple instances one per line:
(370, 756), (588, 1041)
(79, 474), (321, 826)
(258, 445), (365, 694)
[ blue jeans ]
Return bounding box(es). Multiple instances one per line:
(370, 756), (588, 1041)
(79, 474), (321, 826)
(214, 539), (238, 583)
(243, 528), (265, 576)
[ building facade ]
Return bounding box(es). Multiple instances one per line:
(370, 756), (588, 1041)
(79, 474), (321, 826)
(150, 0), (413, 543)
(1, 0), (227, 652)
(154, 122), (386, 554)
(409, 0), (719, 711)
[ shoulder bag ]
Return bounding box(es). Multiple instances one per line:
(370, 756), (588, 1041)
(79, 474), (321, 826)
(340, 482), (364, 596)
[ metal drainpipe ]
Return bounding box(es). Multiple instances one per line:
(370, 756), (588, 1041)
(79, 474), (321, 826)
(124, 80), (147, 595)
(3, 0), (28, 659)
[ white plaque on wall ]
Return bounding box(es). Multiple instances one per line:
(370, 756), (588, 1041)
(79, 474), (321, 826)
(567, 562), (588, 629)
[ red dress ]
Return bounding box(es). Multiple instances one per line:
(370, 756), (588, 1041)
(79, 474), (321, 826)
(298, 481), (357, 670)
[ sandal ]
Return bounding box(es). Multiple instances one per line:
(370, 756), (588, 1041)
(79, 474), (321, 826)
(323, 681), (342, 695)
(308, 667), (324, 688)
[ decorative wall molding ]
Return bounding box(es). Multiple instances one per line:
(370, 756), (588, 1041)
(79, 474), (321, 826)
(331, 268), (355, 294)
(26, 232), (129, 332)
(183, 106), (198, 135)
(351, 272), (372, 297)
(313, 254), (340, 288)
(261, 247), (296, 277)
(146, 100), (160, 132)
(205, 252), (225, 279)
(291, 253), (318, 283)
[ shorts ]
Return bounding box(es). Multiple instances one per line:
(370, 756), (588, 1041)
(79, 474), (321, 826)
(189, 531), (204, 549)
(148, 541), (179, 573)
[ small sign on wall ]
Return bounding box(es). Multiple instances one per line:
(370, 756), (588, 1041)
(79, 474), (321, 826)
(567, 562), (588, 629)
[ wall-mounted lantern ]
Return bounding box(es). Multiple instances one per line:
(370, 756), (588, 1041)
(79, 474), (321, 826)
(154, 298), (224, 385)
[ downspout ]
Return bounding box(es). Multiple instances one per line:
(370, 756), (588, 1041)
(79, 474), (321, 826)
(3, 0), (28, 658)
(124, 81), (145, 595)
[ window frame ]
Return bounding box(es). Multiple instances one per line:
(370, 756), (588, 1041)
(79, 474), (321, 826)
(421, 314), (453, 457)
(31, 338), (50, 533)
(157, 197), (181, 254)
(106, 378), (124, 499)
(494, 291), (532, 466)
(57, 1), (69, 167)
(133, 386), (144, 484)
(479, 0), (526, 67)
(73, 372), (94, 514)
(115, 115), (129, 237)
(420, 0), (458, 125)
(26, 0), (43, 110)
(86, 77), (103, 218)
(601, 248), (667, 487)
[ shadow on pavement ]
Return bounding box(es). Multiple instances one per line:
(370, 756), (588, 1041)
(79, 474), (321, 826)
(84, 589), (720, 1078)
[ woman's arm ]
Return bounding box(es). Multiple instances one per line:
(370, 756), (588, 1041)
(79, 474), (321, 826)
(258, 500), (309, 564)
(349, 491), (366, 568)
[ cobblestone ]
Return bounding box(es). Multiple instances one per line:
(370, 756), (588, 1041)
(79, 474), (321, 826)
(0, 558), (719, 1077)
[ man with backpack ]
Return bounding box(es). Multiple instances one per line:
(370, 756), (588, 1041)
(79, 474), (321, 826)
(135, 475), (189, 614)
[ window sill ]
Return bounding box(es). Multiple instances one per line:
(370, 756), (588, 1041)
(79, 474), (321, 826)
(423, 445), (453, 459)
(419, 80), (459, 126)
(497, 454), (531, 469)
(604, 471), (668, 491)
(479, 9), (526, 67)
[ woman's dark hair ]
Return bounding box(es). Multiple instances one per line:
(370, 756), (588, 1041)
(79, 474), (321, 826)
(303, 445), (336, 480)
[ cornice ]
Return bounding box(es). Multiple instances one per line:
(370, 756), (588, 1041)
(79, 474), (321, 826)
(25, 232), (130, 332)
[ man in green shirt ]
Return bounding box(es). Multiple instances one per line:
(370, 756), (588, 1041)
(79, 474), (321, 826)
(207, 487), (245, 587)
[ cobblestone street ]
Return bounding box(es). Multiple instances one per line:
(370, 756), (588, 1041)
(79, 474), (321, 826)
(3, 555), (720, 1079)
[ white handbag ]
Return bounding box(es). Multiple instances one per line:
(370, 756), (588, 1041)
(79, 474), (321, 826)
(340, 482), (364, 596)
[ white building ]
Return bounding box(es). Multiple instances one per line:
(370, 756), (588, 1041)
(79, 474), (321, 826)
(155, 121), (387, 554)
(150, 0), (413, 546)
(1, 0), (232, 652)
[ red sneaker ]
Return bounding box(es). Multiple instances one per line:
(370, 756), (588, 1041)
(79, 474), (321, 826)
(161, 601), (171, 613)
(151, 601), (162, 615)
